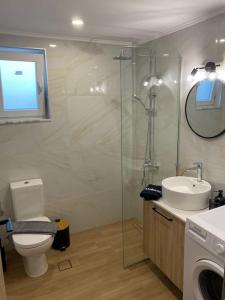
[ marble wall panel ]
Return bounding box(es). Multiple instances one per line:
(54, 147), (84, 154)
(0, 34), (122, 233)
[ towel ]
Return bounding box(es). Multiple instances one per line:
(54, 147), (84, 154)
(12, 221), (57, 235)
(140, 184), (162, 201)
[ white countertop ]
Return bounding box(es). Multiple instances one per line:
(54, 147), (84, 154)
(186, 205), (225, 241)
(152, 197), (209, 223)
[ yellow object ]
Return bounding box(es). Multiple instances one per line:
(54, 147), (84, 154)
(55, 219), (69, 231)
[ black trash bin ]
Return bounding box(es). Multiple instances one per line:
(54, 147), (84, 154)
(52, 219), (70, 251)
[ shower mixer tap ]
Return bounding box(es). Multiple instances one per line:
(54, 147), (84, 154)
(143, 160), (160, 169)
(141, 161), (160, 186)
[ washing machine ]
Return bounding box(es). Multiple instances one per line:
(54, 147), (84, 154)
(183, 206), (225, 300)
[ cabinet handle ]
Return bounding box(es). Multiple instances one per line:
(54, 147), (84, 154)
(152, 207), (173, 222)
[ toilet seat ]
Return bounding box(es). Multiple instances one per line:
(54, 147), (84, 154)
(12, 216), (53, 249)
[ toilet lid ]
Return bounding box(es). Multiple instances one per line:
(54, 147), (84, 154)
(12, 216), (53, 249)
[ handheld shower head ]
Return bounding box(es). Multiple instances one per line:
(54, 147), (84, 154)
(132, 95), (146, 109)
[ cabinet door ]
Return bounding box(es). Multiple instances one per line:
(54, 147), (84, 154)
(0, 252), (6, 300)
(143, 201), (156, 260)
(144, 201), (185, 291)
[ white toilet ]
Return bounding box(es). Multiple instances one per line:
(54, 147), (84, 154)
(10, 179), (54, 278)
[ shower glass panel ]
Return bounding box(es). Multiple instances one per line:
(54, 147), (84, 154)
(121, 46), (181, 267)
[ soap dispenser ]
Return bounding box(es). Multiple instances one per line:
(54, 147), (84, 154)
(210, 190), (225, 209)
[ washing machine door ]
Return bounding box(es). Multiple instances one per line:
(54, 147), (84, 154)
(193, 259), (224, 300)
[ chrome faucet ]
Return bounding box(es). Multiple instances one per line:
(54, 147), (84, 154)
(186, 162), (203, 182)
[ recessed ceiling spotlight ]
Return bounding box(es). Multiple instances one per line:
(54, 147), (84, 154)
(163, 53), (169, 57)
(49, 44), (57, 48)
(72, 18), (84, 27)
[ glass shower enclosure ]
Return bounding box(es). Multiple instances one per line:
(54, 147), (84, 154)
(119, 46), (181, 267)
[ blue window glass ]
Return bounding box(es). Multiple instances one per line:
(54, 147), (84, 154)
(196, 79), (214, 103)
(0, 60), (39, 111)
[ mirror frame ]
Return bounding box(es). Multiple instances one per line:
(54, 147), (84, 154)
(185, 82), (225, 139)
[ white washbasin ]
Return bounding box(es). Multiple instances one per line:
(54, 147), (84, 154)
(162, 176), (211, 211)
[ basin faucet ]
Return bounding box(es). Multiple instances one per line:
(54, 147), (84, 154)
(186, 162), (203, 182)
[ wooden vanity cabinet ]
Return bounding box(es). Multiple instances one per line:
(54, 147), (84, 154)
(144, 201), (185, 291)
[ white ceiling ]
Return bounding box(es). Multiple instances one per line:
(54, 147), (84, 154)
(0, 0), (225, 44)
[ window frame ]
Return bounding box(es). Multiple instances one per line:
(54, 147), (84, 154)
(0, 46), (50, 121)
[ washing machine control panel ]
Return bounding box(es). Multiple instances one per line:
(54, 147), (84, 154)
(187, 220), (225, 259)
(188, 222), (207, 239)
(212, 239), (225, 254)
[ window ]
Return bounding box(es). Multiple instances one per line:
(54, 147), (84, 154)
(0, 47), (50, 122)
(195, 79), (222, 110)
(196, 79), (214, 102)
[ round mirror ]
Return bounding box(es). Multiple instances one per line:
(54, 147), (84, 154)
(185, 78), (225, 138)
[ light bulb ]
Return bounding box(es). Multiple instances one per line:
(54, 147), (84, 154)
(218, 70), (225, 81)
(72, 18), (84, 27)
(208, 72), (217, 80)
(195, 71), (207, 82)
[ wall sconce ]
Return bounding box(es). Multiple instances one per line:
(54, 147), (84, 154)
(188, 62), (220, 82)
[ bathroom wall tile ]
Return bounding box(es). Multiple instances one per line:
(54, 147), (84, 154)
(54, 188), (122, 233)
(0, 34), (122, 233)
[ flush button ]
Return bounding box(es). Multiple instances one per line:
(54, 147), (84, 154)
(215, 243), (225, 254)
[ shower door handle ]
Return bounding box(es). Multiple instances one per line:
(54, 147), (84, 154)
(152, 207), (173, 222)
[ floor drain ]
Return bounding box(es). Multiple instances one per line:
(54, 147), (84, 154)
(57, 259), (72, 272)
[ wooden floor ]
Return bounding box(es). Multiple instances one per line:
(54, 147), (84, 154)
(4, 221), (182, 300)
